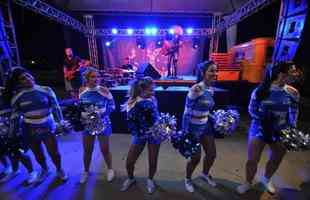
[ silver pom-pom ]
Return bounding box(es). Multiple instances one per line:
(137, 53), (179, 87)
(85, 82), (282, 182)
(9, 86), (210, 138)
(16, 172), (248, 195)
(81, 105), (105, 135)
(212, 109), (240, 135)
(279, 127), (310, 151)
(147, 113), (177, 141)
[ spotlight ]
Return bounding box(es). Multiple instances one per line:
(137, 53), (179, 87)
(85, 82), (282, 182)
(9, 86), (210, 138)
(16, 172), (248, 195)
(169, 28), (175, 34)
(186, 28), (193, 35)
(127, 28), (134, 35)
(112, 28), (118, 35)
(145, 28), (152, 35)
(156, 38), (164, 48)
(136, 37), (146, 49)
(192, 37), (200, 49)
(151, 28), (158, 35)
(105, 41), (111, 47)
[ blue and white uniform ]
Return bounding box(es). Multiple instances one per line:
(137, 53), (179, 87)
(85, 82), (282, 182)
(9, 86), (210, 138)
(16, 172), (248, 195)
(10, 85), (64, 140)
(126, 97), (160, 145)
(79, 86), (115, 136)
(182, 81), (215, 139)
(248, 84), (299, 143)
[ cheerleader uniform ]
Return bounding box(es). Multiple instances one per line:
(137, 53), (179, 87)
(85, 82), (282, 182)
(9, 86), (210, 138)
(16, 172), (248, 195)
(182, 81), (215, 139)
(10, 85), (64, 141)
(248, 84), (299, 143)
(79, 86), (115, 136)
(127, 97), (160, 145)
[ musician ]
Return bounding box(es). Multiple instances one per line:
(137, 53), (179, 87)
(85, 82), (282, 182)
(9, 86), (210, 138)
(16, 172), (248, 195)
(161, 35), (182, 78)
(121, 57), (134, 71)
(63, 48), (82, 98)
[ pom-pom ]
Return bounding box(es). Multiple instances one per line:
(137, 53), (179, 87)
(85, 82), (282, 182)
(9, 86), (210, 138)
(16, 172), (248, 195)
(279, 127), (310, 151)
(80, 104), (105, 135)
(147, 113), (177, 141)
(170, 131), (200, 159)
(212, 109), (240, 135)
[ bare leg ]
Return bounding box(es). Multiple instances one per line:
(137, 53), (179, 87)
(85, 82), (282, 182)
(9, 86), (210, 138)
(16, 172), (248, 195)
(245, 137), (265, 183)
(126, 144), (145, 179)
(98, 135), (112, 169)
(201, 135), (217, 175)
(43, 135), (62, 171)
(265, 142), (286, 179)
(82, 135), (96, 172)
(147, 143), (160, 179)
(186, 148), (201, 179)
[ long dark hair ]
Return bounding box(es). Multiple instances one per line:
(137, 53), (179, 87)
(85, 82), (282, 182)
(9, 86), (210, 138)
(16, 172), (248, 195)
(196, 60), (215, 83)
(255, 61), (293, 101)
(121, 76), (154, 111)
(3, 67), (30, 104)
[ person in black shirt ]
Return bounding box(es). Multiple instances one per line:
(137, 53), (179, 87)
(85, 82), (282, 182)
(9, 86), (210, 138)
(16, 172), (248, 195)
(63, 48), (82, 98)
(121, 57), (133, 70)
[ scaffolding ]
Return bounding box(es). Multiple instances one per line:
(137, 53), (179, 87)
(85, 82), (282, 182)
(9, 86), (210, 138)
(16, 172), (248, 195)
(84, 15), (99, 67)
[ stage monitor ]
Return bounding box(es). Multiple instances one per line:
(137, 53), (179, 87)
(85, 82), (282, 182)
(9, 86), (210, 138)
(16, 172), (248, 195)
(136, 63), (161, 80)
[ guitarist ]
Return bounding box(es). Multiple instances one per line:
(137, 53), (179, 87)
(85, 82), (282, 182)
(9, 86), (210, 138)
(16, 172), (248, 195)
(63, 48), (82, 98)
(161, 35), (182, 78)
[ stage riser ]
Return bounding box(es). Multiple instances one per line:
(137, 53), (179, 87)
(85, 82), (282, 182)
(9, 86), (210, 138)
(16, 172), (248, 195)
(110, 83), (256, 133)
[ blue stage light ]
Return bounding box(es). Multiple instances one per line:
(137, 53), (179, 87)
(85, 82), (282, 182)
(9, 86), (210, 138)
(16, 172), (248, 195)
(151, 28), (158, 35)
(192, 37), (200, 49)
(105, 41), (111, 47)
(112, 28), (118, 35)
(169, 28), (175, 34)
(145, 28), (152, 35)
(186, 28), (193, 35)
(127, 28), (134, 35)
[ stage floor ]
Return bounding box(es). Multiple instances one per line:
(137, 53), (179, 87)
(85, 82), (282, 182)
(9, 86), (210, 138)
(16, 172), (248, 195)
(0, 129), (310, 200)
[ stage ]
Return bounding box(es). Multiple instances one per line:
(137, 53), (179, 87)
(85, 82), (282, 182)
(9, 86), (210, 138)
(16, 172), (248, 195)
(109, 77), (257, 133)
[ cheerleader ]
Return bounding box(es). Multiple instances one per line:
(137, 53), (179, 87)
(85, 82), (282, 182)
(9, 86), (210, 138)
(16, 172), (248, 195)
(78, 67), (115, 183)
(236, 62), (299, 194)
(7, 68), (67, 182)
(120, 77), (160, 194)
(182, 61), (218, 193)
(0, 86), (36, 184)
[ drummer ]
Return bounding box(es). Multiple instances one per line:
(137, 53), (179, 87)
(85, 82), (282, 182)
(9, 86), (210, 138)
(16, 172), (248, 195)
(121, 57), (134, 71)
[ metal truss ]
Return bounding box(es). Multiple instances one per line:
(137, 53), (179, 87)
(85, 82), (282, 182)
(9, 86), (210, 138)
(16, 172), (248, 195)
(84, 15), (99, 67)
(95, 28), (213, 37)
(13, 0), (89, 34)
(0, 0), (21, 67)
(209, 14), (221, 55)
(216, 0), (276, 33)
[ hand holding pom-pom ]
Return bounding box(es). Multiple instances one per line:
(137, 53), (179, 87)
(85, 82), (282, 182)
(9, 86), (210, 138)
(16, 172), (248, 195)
(147, 113), (177, 141)
(80, 104), (106, 135)
(212, 109), (240, 136)
(279, 127), (310, 151)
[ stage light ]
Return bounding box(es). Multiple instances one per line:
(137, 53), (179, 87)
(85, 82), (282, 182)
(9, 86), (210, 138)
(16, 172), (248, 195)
(156, 38), (164, 48)
(151, 28), (158, 35)
(127, 28), (134, 35)
(186, 28), (193, 35)
(31, 60), (35, 64)
(136, 37), (146, 49)
(145, 28), (152, 35)
(169, 28), (175, 34)
(105, 41), (111, 47)
(192, 37), (200, 49)
(112, 28), (118, 35)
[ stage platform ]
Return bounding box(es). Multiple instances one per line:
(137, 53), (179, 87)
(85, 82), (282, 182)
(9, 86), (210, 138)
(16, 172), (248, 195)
(153, 76), (196, 88)
(109, 80), (256, 133)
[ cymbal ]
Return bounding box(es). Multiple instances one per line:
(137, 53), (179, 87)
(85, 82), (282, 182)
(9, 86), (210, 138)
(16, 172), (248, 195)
(122, 69), (135, 73)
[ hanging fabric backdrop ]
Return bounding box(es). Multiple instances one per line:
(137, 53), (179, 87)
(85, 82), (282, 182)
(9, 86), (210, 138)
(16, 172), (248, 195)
(101, 37), (207, 76)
